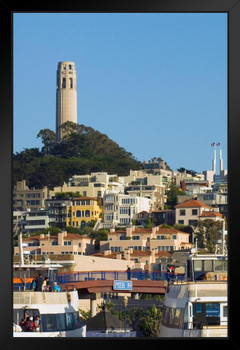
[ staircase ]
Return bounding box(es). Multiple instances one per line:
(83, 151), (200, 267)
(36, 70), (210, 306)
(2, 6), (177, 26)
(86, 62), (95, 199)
(93, 219), (102, 231)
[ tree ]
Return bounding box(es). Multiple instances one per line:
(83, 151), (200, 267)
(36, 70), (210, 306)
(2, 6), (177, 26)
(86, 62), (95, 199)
(55, 192), (82, 200)
(177, 167), (197, 177)
(139, 305), (162, 337)
(37, 129), (56, 155)
(146, 217), (153, 229)
(148, 156), (172, 170)
(165, 181), (186, 209)
(59, 121), (80, 140)
(25, 226), (62, 237)
(195, 220), (222, 252)
(173, 224), (193, 234)
(88, 229), (109, 251)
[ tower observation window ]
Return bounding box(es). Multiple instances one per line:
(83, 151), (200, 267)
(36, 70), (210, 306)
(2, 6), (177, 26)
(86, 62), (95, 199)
(68, 64), (72, 70)
(69, 78), (73, 88)
(62, 77), (66, 88)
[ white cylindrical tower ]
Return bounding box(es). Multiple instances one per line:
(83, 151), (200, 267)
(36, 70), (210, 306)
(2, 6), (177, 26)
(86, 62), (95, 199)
(219, 148), (223, 173)
(212, 148), (216, 174)
(56, 61), (77, 141)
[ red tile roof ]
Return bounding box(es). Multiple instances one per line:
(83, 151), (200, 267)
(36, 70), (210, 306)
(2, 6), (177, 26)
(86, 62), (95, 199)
(108, 225), (189, 235)
(63, 233), (90, 240)
(90, 252), (125, 259)
(130, 250), (151, 257)
(157, 227), (189, 235)
(175, 199), (212, 209)
(22, 235), (58, 241)
(155, 251), (171, 257)
(132, 228), (153, 233)
(22, 233), (91, 241)
(200, 211), (223, 218)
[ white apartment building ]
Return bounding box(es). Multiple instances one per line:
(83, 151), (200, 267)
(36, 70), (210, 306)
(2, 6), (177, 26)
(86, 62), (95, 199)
(124, 183), (166, 210)
(50, 172), (125, 198)
(22, 210), (51, 234)
(103, 193), (152, 228)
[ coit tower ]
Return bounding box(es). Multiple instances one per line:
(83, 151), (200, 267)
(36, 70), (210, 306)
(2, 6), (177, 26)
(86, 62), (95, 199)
(56, 61), (77, 141)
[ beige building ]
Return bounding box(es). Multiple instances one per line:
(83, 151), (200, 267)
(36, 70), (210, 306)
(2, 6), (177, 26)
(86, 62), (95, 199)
(175, 199), (223, 226)
(123, 169), (172, 187)
(13, 180), (49, 211)
(56, 61), (78, 141)
(49, 172), (124, 199)
(93, 249), (172, 272)
(199, 211), (224, 222)
(14, 231), (96, 257)
(100, 225), (192, 255)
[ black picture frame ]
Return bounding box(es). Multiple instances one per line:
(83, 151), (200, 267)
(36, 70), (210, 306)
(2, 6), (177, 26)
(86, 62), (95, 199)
(1, 0), (240, 348)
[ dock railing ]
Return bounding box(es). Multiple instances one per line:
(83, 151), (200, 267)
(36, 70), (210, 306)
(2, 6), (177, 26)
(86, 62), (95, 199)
(57, 271), (185, 284)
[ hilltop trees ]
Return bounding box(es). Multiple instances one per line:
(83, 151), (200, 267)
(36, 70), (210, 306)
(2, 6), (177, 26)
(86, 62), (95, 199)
(177, 167), (197, 177)
(13, 123), (142, 189)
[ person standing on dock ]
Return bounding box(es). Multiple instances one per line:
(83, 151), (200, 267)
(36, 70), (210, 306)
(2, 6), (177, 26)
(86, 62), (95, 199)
(34, 273), (44, 291)
(127, 266), (131, 280)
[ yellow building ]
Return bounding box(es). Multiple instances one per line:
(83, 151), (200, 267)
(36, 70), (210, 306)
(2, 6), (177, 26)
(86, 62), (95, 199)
(66, 197), (103, 228)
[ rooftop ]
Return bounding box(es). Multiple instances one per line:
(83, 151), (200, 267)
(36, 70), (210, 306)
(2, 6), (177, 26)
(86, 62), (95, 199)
(175, 199), (212, 209)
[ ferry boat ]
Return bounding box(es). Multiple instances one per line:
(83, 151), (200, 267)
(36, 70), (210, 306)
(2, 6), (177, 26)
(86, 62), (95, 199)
(13, 253), (86, 337)
(160, 252), (228, 337)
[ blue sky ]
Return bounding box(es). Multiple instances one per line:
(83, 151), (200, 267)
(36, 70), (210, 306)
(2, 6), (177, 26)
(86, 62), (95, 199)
(13, 13), (227, 173)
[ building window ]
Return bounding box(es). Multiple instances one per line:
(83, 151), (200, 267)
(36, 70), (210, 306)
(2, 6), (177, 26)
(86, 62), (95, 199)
(192, 209), (198, 215)
(206, 303), (220, 317)
(64, 241), (71, 246)
(180, 210), (186, 216)
(223, 306), (228, 318)
(189, 220), (198, 226)
(178, 220), (184, 224)
(85, 210), (90, 217)
(132, 236), (140, 240)
(76, 210), (81, 217)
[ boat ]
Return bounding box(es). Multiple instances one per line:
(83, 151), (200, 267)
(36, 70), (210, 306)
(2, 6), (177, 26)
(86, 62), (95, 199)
(159, 251), (228, 337)
(13, 234), (86, 337)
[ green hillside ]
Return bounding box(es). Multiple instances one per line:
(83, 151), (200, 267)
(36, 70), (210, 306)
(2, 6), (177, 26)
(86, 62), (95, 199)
(13, 123), (142, 189)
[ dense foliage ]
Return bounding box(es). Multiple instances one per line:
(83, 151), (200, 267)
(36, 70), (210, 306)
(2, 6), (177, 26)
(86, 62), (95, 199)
(164, 181), (186, 209)
(195, 219), (223, 253)
(97, 301), (162, 337)
(13, 123), (142, 189)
